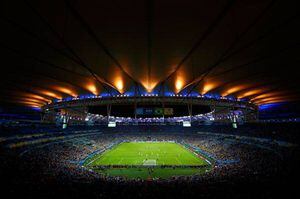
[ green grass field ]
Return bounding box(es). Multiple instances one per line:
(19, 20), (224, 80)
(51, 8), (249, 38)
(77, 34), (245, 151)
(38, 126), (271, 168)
(84, 142), (211, 179)
(85, 142), (207, 166)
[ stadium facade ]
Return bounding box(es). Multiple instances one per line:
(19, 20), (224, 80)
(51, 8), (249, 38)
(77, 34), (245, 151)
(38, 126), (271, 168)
(42, 92), (258, 127)
(0, 1), (300, 199)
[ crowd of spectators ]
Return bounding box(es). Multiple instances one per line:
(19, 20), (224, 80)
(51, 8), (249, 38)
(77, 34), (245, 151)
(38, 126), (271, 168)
(1, 132), (293, 183)
(0, 123), (299, 198)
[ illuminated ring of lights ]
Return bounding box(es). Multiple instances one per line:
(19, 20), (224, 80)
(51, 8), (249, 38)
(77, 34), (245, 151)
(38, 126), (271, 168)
(42, 96), (257, 111)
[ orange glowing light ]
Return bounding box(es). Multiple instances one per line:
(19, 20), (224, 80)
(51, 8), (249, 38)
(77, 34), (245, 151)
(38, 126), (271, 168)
(30, 105), (41, 108)
(18, 101), (44, 107)
(141, 81), (158, 93)
(201, 83), (217, 95)
(175, 78), (184, 92)
(254, 96), (292, 104)
(251, 93), (273, 101)
(254, 98), (275, 104)
(53, 86), (77, 97)
(222, 86), (245, 96)
(22, 98), (45, 104)
(86, 84), (98, 95)
(148, 82), (157, 92)
(26, 94), (51, 103)
(257, 99), (288, 105)
(251, 92), (284, 102)
(40, 91), (62, 99)
(18, 103), (42, 108)
(238, 89), (262, 99)
(250, 90), (295, 101)
(114, 78), (124, 93)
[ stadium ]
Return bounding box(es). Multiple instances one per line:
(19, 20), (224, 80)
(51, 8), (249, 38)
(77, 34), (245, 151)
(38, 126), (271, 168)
(0, 0), (300, 198)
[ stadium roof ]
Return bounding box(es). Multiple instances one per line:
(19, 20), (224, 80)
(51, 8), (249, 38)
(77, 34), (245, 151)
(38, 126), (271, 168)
(0, 0), (299, 108)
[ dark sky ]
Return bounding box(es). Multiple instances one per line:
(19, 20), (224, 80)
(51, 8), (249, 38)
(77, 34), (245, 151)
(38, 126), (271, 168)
(0, 0), (299, 107)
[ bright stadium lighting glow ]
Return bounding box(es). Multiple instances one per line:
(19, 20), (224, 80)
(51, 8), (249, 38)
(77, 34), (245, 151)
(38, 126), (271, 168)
(221, 85), (246, 96)
(52, 86), (77, 97)
(86, 84), (98, 95)
(41, 91), (62, 99)
(237, 89), (262, 99)
(26, 94), (51, 103)
(201, 82), (217, 95)
(115, 78), (124, 93)
(175, 78), (184, 92)
(141, 80), (158, 93)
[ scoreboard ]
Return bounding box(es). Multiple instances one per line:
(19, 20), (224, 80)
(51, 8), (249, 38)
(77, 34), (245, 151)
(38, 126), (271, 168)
(135, 107), (173, 116)
(89, 104), (210, 117)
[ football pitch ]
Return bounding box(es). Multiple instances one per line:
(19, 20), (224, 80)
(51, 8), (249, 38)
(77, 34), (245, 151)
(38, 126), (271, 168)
(85, 142), (207, 166)
(84, 142), (211, 179)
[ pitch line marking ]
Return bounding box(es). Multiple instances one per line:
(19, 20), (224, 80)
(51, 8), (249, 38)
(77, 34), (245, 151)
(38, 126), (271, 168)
(86, 153), (103, 166)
